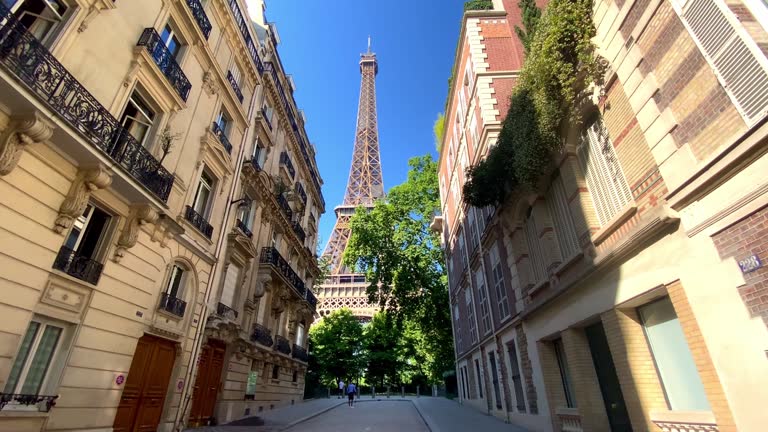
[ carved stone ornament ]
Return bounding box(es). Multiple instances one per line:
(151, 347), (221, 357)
(202, 70), (220, 96)
(253, 272), (272, 299)
(0, 113), (55, 176)
(113, 205), (159, 262)
(54, 166), (112, 233)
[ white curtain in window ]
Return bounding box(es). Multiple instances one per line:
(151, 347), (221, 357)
(221, 263), (241, 307)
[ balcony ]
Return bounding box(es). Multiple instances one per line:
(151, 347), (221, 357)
(52, 246), (103, 285)
(0, 393), (58, 412)
(275, 335), (291, 355)
(236, 219), (252, 238)
(279, 151), (296, 178)
(292, 344), (308, 362)
(216, 302), (238, 320)
(292, 221), (306, 243)
(184, 205), (213, 238)
(159, 292), (187, 317)
(226, 70), (244, 103)
(261, 108), (273, 130)
(211, 122), (233, 154)
(0, 5), (175, 202)
(276, 193), (293, 221)
(225, 0), (264, 73)
(295, 182), (307, 204)
(185, 0), (212, 40)
(259, 247), (306, 297)
(251, 323), (273, 347)
(307, 289), (317, 310)
(136, 28), (191, 101)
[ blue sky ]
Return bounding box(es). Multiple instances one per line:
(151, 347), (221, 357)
(265, 0), (467, 251)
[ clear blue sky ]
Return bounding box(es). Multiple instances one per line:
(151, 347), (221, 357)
(265, 0), (467, 251)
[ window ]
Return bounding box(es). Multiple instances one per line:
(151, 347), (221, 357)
(453, 304), (462, 350)
(215, 110), (231, 137)
(474, 359), (484, 399)
(468, 114), (478, 150)
(271, 364), (279, 380)
(220, 263), (242, 308)
(577, 116), (632, 226)
(7, 0), (70, 44)
(5, 316), (71, 401)
(507, 340), (526, 412)
(465, 61), (474, 90)
(439, 176), (447, 204)
(457, 228), (467, 269)
(56, 203), (112, 284)
(262, 100), (274, 125)
(165, 264), (186, 299)
(553, 338), (576, 408)
(229, 63), (242, 86)
(458, 88), (467, 121)
(237, 197), (255, 230)
(271, 230), (280, 249)
(547, 173), (580, 260)
(450, 177), (460, 205)
(160, 23), (182, 58)
(490, 244), (510, 319)
(252, 138), (268, 167)
(292, 370), (298, 383)
(296, 322), (305, 346)
(192, 170), (214, 218)
(467, 209), (479, 251)
(245, 361), (258, 399)
(639, 297), (710, 411)
(524, 207), (547, 283)
(119, 90), (156, 146)
(461, 366), (470, 399)
(465, 287), (477, 344)
(489, 352), (502, 410)
(474, 268), (491, 334)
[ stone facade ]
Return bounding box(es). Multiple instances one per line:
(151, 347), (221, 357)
(437, 1), (768, 431)
(0, 0), (322, 431)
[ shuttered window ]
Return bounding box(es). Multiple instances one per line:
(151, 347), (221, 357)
(524, 208), (548, 283)
(674, 0), (768, 124)
(547, 174), (580, 259)
(577, 117), (632, 226)
(490, 244), (510, 319)
(465, 287), (477, 343)
(474, 268), (492, 335)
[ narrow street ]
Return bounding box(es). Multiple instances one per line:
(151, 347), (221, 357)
(283, 400), (429, 432)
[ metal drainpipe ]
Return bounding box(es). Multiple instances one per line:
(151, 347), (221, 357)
(174, 76), (261, 431)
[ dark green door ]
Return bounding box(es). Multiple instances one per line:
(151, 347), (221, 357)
(585, 323), (632, 432)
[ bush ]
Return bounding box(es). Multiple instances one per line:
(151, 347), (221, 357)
(464, 0), (493, 11)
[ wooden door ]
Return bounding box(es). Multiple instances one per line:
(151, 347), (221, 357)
(188, 340), (226, 426)
(113, 335), (177, 432)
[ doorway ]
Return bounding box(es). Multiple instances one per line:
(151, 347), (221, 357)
(585, 322), (632, 432)
(188, 339), (226, 426)
(113, 334), (177, 432)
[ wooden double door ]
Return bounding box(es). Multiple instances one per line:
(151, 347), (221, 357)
(113, 334), (177, 432)
(187, 340), (226, 426)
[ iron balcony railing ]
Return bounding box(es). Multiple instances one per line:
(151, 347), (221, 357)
(275, 335), (291, 355)
(295, 182), (307, 204)
(184, 205), (213, 238)
(251, 323), (273, 347)
(275, 193), (293, 221)
(306, 289), (317, 310)
(259, 247), (306, 297)
(136, 28), (191, 101)
(292, 221), (306, 243)
(236, 219), (252, 238)
(225, 0), (264, 73)
(226, 70), (244, 103)
(211, 122), (233, 154)
(185, 0), (211, 40)
(216, 302), (238, 319)
(0, 393), (58, 412)
(52, 246), (103, 285)
(159, 292), (187, 317)
(292, 344), (308, 362)
(0, 5), (174, 201)
(279, 151), (295, 178)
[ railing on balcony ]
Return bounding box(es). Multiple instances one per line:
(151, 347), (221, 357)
(216, 302), (238, 320)
(159, 292), (187, 317)
(52, 246), (103, 285)
(0, 5), (175, 201)
(251, 323), (273, 347)
(225, 0), (264, 73)
(261, 108), (273, 130)
(259, 247), (306, 297)
(246, 157), (262, 172)
(211, 122), (233, 154)
(306, 289), (317, 310)
(279, 151), (296, 178)
(226, 70), (244, 103)
(292, 344), (308, 362)
(275, 193), (293, 221)
(275, 335), (291, 355)
(557, 408), (583, 432)
(292, 221), (306, 243)
(184, 205), (213, 238)
(185, 0), (211, 39)
(295, 182), (307, 204)
(0, 393), (58, 412)
(136, 28), (191, 101)
(236, 219), (252, 238)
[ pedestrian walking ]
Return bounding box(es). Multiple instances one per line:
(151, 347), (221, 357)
(347, 382), (357, 407)
(338, 379), (345, 399)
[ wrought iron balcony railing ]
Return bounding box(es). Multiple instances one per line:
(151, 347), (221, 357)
(306, 289), (317, 310)
(216, 302), (238, 319)
(159, 292), (187, 317)
(295, 182), (307, 204)
(292, 344), (308, 362)
(225, 0), (264, 73)
(275, 335), (291, 355)
(0, 393), (58, 412)
(184, 205), (213, 238)
(292, 221), (306, 243)
(251, 323), (273, 347)
(226, 70), (243, 103)
(136, 28), (191, 101)
(275, 193), (293, 221)
(259, 247), (306, 297)
(279, 151), (296, 178)
(185, 0), (211, 40)
(236, 219), (252, 238)
(211, 122), (233, 154)
(0, 5), (174, 201)
(52, 246), (103, 285)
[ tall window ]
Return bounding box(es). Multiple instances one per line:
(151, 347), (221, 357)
(474, 268), (491, 335)
(192, 170), (214, 218)
(639, 297), (710, 411)
(524, 207), (547, 283)
(507, 340), (526, 412)
(553, 338), (576, 408)
(7, 0), (70, 44)
(237, 196), (254, 230)
(165, 264), (186, 299)
(262, 100), (274, 126)
(5, 316), (70, 398)
(467, 209), (478, 251)
(469, 114), (478, 150)
(120, 90), (156, 146)
(457, 228), (468, 269)
(296, 322), (306, 346)
(229, 63), (242, 86)
(454, 304), (462, 350)
(271, 364), (279, 380)
(215, 110), (231, 137)
(160, 23), (182, 58)
(474, 359), (484, 399)
(252, 138), (267, 167)
(489, 352), (503, 410)
(489, 244), (510, 319)
(465, 287), (477, 343)
(56, 203), (112, 284)
(220, 263), (242, 308)
(547, 173), (580, 259)
(577, 116), (632, 226)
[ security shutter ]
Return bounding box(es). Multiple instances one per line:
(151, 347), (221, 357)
(547, 174), (580, 259)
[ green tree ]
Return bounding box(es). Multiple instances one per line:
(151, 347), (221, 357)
(343, 155), (454, 383)
(514, 0), (541, 54)
(308, 309), (365, 385)
(364, 312), (402, 387)
(433, 113), (445, 151)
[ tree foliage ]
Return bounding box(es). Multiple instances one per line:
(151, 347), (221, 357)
(363, 312), (403, 387)
(464, 0), (493, 11)
(514, 0), (542, 54)
(308, 309), (365, 385)
(433, 113), (446, 151)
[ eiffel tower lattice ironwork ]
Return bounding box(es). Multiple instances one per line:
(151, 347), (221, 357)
(316, 43), (383, 320)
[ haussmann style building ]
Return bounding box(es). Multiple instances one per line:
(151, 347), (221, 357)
(0, 0), (324, 430)
(436, 0), (768, 431)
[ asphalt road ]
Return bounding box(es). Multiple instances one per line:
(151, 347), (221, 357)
(283, 400), (429, 432)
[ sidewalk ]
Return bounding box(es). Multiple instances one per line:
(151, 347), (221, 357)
(412, 397), (530, 432)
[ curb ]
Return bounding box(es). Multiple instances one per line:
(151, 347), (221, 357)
(409, 399), (437, 432)
(277, 400), (346, 431)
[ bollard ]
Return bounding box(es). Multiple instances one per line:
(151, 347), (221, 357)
(417, 385), (420, 398)
(387, 386), (390, 398)
(372, 385), (376, 398)
(401, 386), (405, 398)
(433, 384), (438, 397)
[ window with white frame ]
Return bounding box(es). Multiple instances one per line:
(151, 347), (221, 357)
(164, 264), (186, 299)
(547, 173), (580, 260)
(160, 22), (183, 58)
(469, 114), (478, 149)
(465, 287), (477, 343)
(457, 228), (467, 269)
(453, 304), (462, 350)
(192, 170), (214, 218)
(507, 340), (527, 412)
(119, 89), (156, 147)
(439, 175), (447, 204)
(577, 116), (632, 226)
(465, 62), (474, 92)
(489, 244), (510, 319)
(252, 137), (268, 168)
(296, 321), (306, 346)
(56, 202), (112, 284)
(459, 145), (468, 176)
(458, 88), (467, 120)
(524, 207), (547, 283)
(467, 208), (478, 251)
(4, 316), (72, 403)
(229, 62), (242, 86)
(262, 99), (275, 126)
(215, 109), (231, 138)
(7, 0), (71, 45)
(237, 195), (255, 230)
(447, 141), (455, 177)
(451, 177), (460, 205)
(474, 267), (491, 334)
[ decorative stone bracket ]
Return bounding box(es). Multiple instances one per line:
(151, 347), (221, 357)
(113, 205), (159, 263)
(53, 165), (112, 234)
(0, 112), (55, 176)
(202, 70), (220, 96)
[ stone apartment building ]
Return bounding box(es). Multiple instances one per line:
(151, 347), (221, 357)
(437, 0), (768, 431)
(0, 0), (322, 431)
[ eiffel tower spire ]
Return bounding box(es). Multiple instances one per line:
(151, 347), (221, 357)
(316, 45), (384, 320)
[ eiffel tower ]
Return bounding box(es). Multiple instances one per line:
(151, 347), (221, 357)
(316, 41), (384, 320)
